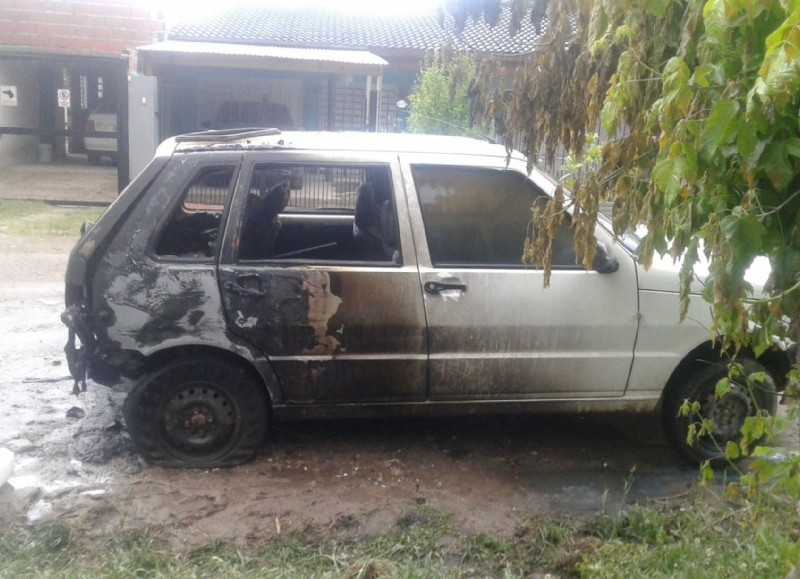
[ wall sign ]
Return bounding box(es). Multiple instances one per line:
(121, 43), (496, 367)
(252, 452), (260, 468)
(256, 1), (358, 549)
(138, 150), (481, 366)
(1, 85), (18, 107)
(57, 89), (71, 108)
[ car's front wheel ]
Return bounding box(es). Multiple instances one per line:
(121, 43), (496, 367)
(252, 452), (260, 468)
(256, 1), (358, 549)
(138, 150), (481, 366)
(123, 357), (268, 468)
(662, 359), (776, 465)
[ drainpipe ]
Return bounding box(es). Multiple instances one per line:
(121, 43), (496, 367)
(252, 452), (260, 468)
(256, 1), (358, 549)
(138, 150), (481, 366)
(365, 75), (372, 131)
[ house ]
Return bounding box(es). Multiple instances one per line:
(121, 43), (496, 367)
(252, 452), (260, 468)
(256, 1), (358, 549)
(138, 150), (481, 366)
(0, 0), (163, 187)
(1, 1), (544, 192)
(137, 3), (545, 139)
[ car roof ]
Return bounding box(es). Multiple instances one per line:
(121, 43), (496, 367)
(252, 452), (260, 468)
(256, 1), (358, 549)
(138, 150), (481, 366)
(158, 129), (523, 162)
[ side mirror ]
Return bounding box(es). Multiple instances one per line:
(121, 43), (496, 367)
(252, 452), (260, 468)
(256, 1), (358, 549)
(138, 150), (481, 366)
(592, 242), (619, 274)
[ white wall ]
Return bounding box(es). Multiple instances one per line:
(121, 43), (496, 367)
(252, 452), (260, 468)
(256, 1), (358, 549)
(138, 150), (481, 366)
(0, 59), (39, 168)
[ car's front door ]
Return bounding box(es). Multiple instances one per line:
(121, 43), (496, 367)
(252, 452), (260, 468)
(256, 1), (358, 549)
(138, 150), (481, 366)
(403, 160), (639, 400)
(218, 155), (428, 404)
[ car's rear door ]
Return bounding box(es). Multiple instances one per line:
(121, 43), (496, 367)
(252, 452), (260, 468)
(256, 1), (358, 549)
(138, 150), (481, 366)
(218, 152), (428, 404)
(401, 156), (639, 400)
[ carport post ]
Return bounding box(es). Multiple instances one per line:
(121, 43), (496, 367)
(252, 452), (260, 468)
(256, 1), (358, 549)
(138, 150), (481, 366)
(116, 56), (129, 192)
(375, 73), (383, 131)
(365, 75), (372, 131)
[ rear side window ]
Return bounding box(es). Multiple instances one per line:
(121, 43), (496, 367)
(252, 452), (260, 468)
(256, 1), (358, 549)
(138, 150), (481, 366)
(237, 163), (400, 265)
(412, 165), (577, 268)
(154, 166), (236, 259)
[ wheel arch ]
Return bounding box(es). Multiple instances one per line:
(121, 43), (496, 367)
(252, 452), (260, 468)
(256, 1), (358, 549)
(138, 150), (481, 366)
(144, 344), (279, 407)
(659, 339), (792, 410)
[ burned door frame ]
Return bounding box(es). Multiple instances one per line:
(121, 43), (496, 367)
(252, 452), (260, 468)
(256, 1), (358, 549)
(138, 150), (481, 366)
(218, 150), (428, 405)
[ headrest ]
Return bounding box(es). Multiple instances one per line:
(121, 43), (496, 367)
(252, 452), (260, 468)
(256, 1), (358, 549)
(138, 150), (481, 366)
(354, 182), (379, 229)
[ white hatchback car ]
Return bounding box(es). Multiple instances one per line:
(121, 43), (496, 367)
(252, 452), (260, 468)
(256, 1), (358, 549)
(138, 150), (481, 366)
(84, 100), (117, 164)
(62, 129), (795, 468)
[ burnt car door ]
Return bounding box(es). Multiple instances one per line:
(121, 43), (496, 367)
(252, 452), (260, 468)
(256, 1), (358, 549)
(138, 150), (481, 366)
(218, 154), (428, 404)
(402, 159), (639, 400)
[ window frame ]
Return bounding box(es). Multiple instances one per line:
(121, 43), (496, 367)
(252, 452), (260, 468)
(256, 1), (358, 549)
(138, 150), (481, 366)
(148, 162), (239, 263)
(411, 164), (583, 270)
(232, 160), (403, 267)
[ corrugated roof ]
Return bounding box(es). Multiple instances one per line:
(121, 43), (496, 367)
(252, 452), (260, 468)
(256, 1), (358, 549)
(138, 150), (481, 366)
(137, 40), (388, 66)
(167, 5), (549, 55)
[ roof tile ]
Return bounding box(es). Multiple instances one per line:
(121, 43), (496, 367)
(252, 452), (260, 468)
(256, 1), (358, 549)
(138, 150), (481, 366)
(168, 4), (548, 55)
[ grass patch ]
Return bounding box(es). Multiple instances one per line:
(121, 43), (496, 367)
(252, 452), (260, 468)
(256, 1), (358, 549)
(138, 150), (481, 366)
(576, 497), (800, 577)
(0, 200), (106, 237)
(1, 497), (799, 578)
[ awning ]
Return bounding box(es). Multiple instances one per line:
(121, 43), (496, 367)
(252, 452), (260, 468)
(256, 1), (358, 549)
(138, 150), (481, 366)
(136, 40), (387, 75)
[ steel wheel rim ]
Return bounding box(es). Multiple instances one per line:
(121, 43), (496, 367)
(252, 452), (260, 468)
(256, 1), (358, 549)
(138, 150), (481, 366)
(700, 382), (752, 443)
(162, 381), (238, 456)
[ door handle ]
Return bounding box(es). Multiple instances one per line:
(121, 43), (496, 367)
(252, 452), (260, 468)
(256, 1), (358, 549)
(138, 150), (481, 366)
(224, 280), (265, 297)
(424, 280), (467, 294)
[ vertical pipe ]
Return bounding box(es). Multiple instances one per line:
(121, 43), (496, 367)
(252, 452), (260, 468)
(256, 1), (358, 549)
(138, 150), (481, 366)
(116, 57), (130, 192)
(327, 74), (336, 130)
(375, 72), (383, 132)
(364, 75), (371, 131)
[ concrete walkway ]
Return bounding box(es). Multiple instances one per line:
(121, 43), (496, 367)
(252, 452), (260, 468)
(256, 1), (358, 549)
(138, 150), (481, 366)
(0, 155), (118, 204)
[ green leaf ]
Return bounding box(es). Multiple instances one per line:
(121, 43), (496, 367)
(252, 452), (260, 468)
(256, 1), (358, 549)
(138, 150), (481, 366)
(715, 376), (731, 398)
(646, 0), (668, 18)
(786, 137), (800, 158)
(652, 157), (686, 204)
(600, 101), (618, 136)
(700, 99), (741, 159)
(761, 140), (795, 190)
(736, 123), (766, 170)
(760, 43), (800, 107)
(761, 4), (800, 108)
(720, 213), (765, 260)
(741, 415), (767, 445)
(702, 0), (726, 42)
(691, 63), (724, 88)
(662, 57), (690, 93)
(700, 460), (714, 485)
(725, 441), (740, 460)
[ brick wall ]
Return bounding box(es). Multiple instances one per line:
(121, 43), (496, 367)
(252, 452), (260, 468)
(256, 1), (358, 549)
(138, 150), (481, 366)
(0, 0), (163, 57)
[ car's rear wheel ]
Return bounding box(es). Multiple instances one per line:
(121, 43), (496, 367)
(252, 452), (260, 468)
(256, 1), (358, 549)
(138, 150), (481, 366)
(662, 359), (776, 465)
(123, 357), (268, 468)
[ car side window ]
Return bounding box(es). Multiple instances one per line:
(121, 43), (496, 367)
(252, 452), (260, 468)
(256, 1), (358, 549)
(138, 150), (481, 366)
(237, 163), (400, 265)
(153, 166), (235, 259)
(412, 165), (578, 268)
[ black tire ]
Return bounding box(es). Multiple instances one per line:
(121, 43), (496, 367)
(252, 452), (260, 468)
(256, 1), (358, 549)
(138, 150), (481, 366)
(123, 358), (268, 468)
(662, 359), (777, 465)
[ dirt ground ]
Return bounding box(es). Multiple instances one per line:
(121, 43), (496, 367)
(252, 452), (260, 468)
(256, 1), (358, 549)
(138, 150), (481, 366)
(0, 156), (117, 204)
(0, 233), (708, 546)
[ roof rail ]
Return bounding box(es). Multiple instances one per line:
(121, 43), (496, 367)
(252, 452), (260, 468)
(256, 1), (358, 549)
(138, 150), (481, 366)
(175, 127), (282, 143)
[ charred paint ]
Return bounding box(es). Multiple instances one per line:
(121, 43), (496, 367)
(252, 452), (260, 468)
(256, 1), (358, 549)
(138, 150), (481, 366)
(218, 264), (428, 403)
(98, 263), (211, 347)
(188, 310), (205, 325)
(302, 270), (343, 355)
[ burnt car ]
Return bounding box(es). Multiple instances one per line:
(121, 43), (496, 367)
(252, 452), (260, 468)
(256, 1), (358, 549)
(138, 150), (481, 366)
(62, 129), (794, 468)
